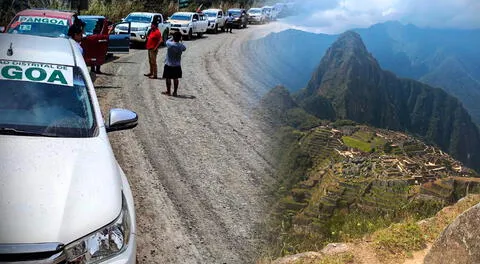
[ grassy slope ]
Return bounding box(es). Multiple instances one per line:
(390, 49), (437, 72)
(266, 114), (480, 259)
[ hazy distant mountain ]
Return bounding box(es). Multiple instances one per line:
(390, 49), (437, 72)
(249, 21), (480, 123)
(284, 31), (480, 171)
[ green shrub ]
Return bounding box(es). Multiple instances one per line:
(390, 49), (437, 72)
(373, 221), (426, 256)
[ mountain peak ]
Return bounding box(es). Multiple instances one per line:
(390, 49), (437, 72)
(329, 31), (370, 60)
(304, 31), (381, 103)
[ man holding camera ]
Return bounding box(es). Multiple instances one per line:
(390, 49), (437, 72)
(162, 31), (186, 97)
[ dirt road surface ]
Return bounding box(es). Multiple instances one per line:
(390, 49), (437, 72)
(94, 24), (285, 263)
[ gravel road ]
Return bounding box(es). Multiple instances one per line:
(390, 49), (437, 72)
(94, 24), (284, 263)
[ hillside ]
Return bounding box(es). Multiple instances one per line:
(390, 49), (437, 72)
(248, 21), (480, 124)
(258, 32), (480, 260)
(259, 87), (480, 259)
(298, 31), (480, 172)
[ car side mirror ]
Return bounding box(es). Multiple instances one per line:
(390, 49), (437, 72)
(193, 19), (198, 22)
(106, 108), (138, 132)
(218, 15), (222, 18)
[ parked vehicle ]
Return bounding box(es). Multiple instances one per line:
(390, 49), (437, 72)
(227, 8), (248, 28)
(0, 33), (137, 263)
(78, 15), (130, 65)
(203, 8), (226, 33)
(247, 8), (267, 24)
(5, 9), (130, 67)
(262, 6), (278, 21)
(168, 12), (209, 40)
(116, 12), (170, 44)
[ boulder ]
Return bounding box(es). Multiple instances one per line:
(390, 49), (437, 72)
(321, 243), (350, 255)
(424, 202), (480, 264)
(271, 252), (323, 264)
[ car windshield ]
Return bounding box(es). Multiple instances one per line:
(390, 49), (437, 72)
(229, 10), (241, 16)
(0, 61), (96, 138)
(125, 14), (152, 23)
(170, 14), (192, 21)
(7, 15), (69, 38)
(249, 9), (261, 14)
(204, 12), (217, 17)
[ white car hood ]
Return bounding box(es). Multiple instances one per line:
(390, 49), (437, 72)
(169, 19), (190, 26)
(129, 22), (150, 30)
(0, 135), (122, 244)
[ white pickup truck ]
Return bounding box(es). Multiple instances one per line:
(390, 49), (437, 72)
(203, 9), (226, 33)
(168, 12), (209, 40)
(116, 12), (170, 44)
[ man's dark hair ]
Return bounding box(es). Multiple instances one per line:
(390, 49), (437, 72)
(151, 21), (159, 27)
(172, 31), (182, 42)
(68, 25), (83, 38)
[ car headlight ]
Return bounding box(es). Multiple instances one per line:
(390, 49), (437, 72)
(64, 194), (131, 263)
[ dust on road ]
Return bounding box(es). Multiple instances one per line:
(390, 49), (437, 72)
(95, 24), (283, 263)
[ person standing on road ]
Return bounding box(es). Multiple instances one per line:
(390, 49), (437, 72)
(225, 13), (234, 33)
(144, 21), (163, 79)
(162, 31), (186, 97)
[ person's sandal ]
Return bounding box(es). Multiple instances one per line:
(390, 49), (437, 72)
(144, 73), (152, 77)
(149, 76), (158, 79)
(161, 91), (171, 96)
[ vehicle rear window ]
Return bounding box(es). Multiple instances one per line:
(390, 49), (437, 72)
(0, 60), (96, 138)
(82, 18), (104, 35)
(7, 15), (70, 38)
(228, 10), (241, 16)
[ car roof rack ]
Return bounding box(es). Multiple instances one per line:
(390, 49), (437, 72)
(27, 8), (77, 14)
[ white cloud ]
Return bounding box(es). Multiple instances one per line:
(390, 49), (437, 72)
(283, 0), (480, 33)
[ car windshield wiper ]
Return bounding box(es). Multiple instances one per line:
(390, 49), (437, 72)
(0, 127), (58, 137)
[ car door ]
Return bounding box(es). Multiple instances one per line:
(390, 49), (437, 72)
(192, 14), (199, 32)
(108, 21), (131, 53)
(199, 14), (207, 31)
(218, 11), (224, 26)
(82, 18), (109, 66)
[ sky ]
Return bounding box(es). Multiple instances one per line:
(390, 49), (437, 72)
(281, 0), (480, 34)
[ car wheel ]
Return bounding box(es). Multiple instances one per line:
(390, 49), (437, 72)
(187, 29), (193, 40)
(214, 24), (218, 34)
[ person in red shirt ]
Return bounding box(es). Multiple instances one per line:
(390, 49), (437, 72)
(144, 21), (163, 79)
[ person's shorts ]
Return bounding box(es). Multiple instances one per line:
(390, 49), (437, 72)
(163, 65), (182, 79)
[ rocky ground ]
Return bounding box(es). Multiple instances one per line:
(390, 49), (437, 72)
(93, 23), (287, 263)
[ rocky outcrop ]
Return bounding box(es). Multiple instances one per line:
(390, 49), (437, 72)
(424, 202), (480, 264)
